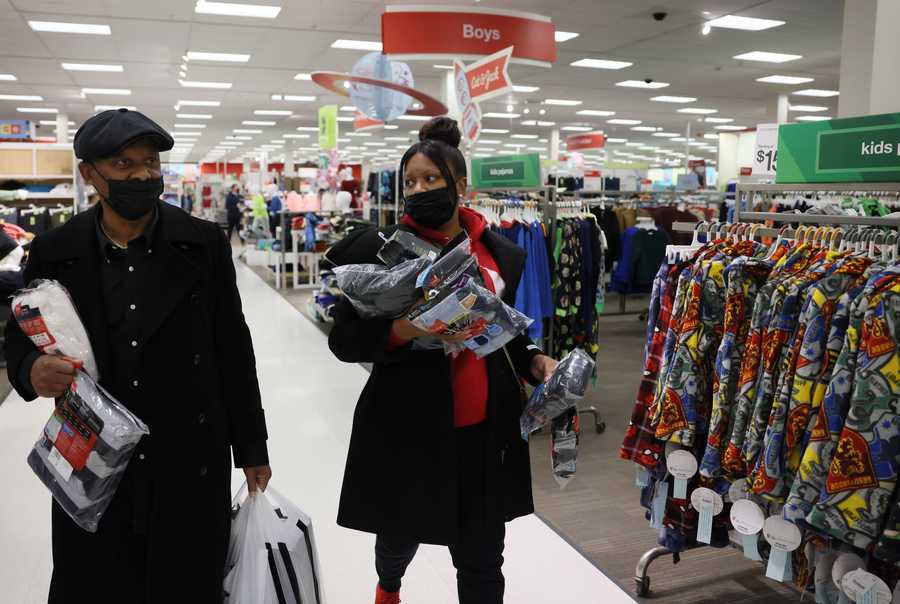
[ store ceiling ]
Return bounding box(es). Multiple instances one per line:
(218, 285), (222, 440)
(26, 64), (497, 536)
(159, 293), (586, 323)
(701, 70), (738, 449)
(0, 0), (844, 169)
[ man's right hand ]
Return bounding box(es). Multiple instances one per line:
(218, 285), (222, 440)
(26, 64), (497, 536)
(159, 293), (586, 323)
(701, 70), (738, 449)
(30, 355), (80, 398)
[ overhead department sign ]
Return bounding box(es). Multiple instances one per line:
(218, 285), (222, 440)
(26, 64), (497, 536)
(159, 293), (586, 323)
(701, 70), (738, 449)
(471, 153), (541, 189)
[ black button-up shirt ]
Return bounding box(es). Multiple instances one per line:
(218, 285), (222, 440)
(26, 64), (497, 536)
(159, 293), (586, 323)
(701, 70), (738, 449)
(95, 207), (158, 417)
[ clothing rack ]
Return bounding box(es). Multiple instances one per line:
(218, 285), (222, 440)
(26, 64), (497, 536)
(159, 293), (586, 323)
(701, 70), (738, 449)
(632, 181), (900, 599)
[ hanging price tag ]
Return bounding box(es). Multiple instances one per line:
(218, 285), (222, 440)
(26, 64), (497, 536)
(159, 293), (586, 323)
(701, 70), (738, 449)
(636, 466), (650, 488)
(650, 480), (668, 529)
(841, 569), (891, 604)
(691, 487), (723, 545)
(741, 534), (762, 561)
(666, 450), (697, 500)
(727, 478), (750, 503)
(763, 516), (801, 583)
(730, 499), (765, 560)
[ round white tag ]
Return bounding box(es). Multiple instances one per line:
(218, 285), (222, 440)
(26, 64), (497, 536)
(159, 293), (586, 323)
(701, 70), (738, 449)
(841, 569), (891, 603)
(730, 499), (765, 535)
(691, 487), (724, 515)
(832, 552), (865, 589)
(728, 479), (750, 503)
(666, 450), (698, 480)
(762, 516), (801, 551)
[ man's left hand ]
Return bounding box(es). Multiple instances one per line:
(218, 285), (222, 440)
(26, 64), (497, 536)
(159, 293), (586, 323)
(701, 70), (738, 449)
(243, 465), (272, 495)
(530, 354), (559, 383)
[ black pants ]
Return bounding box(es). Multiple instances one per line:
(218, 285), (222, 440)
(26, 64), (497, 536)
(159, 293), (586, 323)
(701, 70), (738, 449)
(227, 214), (242, 242)
(375, 423), (506, 603)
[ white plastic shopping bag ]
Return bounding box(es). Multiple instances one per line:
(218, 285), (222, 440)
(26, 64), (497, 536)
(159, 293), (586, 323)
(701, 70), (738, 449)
(224, 483), (324, 604)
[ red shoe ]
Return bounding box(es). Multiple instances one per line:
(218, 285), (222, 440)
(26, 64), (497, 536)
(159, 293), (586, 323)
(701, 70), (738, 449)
(375, 584), (401, 604)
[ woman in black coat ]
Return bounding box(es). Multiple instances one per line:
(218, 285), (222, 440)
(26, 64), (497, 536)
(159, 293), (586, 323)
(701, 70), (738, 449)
(327, 117), (558, 604)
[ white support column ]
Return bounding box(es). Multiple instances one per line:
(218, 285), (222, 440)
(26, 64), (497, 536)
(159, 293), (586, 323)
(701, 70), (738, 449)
(839, 0), (900, 117)
(56, 113), (69, 143)
(776, 94), (789, 124)
(550, 128), (560, 161)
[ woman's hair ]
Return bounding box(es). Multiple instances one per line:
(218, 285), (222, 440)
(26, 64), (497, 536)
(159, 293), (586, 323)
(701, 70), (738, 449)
(399, 117), (467, 197)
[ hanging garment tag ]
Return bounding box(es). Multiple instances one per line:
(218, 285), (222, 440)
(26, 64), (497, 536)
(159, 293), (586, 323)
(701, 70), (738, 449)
(650, 480), (668, 529)
(766, 548), (791, 583)
(836, 593), (853, 604)
(742, 533), (762, 561)
(860, 584), (878, 604)
(666, 450), (697, 501)
(636, 466), (650, 488)
(690, 487), (723, 545)
(842, 569), (891, 604)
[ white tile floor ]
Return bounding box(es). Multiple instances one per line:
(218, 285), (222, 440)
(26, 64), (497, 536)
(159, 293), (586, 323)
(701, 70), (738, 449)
(0, 258), (635, 604)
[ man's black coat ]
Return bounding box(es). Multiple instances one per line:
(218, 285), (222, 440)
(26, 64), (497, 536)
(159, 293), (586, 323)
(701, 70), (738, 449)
(5, 201), (268, 603)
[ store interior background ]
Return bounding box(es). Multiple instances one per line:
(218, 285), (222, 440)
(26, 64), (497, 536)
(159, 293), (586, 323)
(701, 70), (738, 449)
(1, 0), (899, 602)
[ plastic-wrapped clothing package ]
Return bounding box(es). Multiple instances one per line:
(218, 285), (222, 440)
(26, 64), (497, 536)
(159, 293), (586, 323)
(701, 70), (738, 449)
(417, 237), (481, 299)
(225, 484), (324, 604)
(551, 407), (580, 487)
(12, 279), (100, 380)
(376, 230), (440, 268)
(333, 256), (431, 318)
(520, 348), (595, 439)
(27, 371), (149, 532)
(407, 277), (533, 359)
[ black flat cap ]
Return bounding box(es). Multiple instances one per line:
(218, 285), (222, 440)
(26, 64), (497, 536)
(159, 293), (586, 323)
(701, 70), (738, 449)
(74, 108), (174, 161)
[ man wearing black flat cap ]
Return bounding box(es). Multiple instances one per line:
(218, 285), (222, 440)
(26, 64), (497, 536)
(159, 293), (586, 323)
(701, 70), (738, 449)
(4, 108), (272, 603)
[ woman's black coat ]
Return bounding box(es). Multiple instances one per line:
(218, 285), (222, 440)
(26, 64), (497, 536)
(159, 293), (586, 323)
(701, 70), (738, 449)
(327, 223), (542, 546)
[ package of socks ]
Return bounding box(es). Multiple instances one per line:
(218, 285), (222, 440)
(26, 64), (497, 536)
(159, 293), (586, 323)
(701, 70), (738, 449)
(376, 229), (440, 267)
(225, 484), (324, 604)
(407, 278), (533, 358)
(333, 256), (432, 318)
(12, 279), (100, 380)
(416, 236), (480, 300)
(27, 371), (149, 532)
(551, 407), (580, 488)
(520, 348), (595, 439)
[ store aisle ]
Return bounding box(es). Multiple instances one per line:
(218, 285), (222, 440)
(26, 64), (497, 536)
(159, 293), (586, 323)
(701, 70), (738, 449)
(0, 258), (635, 604)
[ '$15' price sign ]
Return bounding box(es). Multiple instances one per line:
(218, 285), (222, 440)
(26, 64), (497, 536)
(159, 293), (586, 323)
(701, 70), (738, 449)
(752, 123), (779, 177)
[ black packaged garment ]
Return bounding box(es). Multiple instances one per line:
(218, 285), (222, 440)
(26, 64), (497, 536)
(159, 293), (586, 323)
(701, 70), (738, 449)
(333, 256), (430, 318)
(591, 207), (621, 271)
(20, 208), (49, 236)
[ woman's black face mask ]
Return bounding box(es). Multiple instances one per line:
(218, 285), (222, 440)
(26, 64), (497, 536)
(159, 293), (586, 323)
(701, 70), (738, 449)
(403, 186), (458, 229)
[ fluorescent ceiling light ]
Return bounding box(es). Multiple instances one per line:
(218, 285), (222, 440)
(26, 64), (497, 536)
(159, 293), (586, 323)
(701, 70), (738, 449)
(179, 80), (232, 89)
(234, 128), (263, 133)
(332, 39), (382, 51)
(653, 132), (680, 137)
(677, 107), (718, 115)
(336, 116), (353, 122)
(527, 147), (547, 152)
(17, 107), (58, 114)
(254, 110), (292, 116)
(82, 88), (131, 95)
(793, 89), (840, 97)
(483, 112), (521, 119)
(174, 123), (206, 128)
(561, 126), (592, 132)
(177, 100), (221, 107)
(625, 142), (643, 147)
(293, 73), (312, 81)
(706, 15), (785, 31)
(511, 134), (539, 139)
(346, 132), (371, 137)
(364, 142), (387, 146)
(39, 120), (75, 125)
(571, 58), (632, 70)
(481, 129), (509, 134)
(62, 63), (122, 72)
(715, 125), (747, 130)
(95, 105), (136, 111)
(607, 118), (642, 125)
(384, 137), (410, 142)
(734, 51), (802, 63)
(756, 75), (814, 84)
(396, 115), (430, 121)
(177, 113), (213, 119)
(513, 85), (540, 93)
(478, 140), (501, 145)
(703, 134), (720, 140)
(651, 96), (696, 103)
(606, 138), (627, 143)
(555, 31), (580, 42)
(789, 105), (828, 112)
(282, 134), (310, 138)
(433, 64), (453, 70)
(577, 110), (615, 117)
(0, 74), (16, 81)
(632, 126), (658, 132)
(383, 125), (398, 130)
(186, 51), (250, 63)
(228, 136), (253, 140)
(705, 117), (734, 123)
(0, 94), (43, 101)
(543, 99), (582, 106)
(619, 81), (671, 92)
(243, 120), (276, 126)
(296, 127), (319, 131)
(796, 115), (832, 122)
(29, 21), (111, 35)
(537, 121), (555, 126)
(194, 1), (281, 19)
(339, 106), (357, 112)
